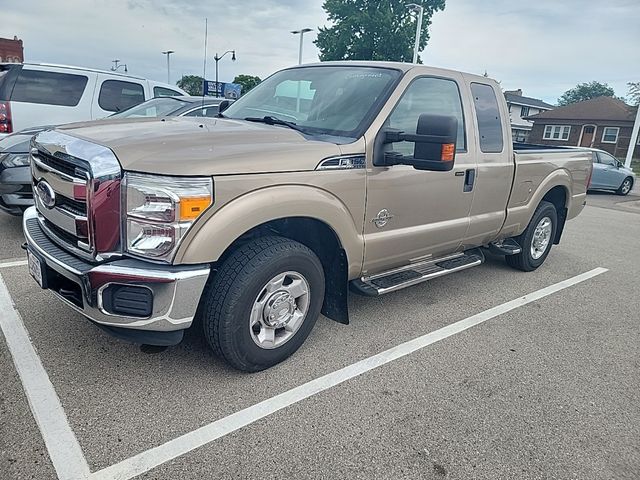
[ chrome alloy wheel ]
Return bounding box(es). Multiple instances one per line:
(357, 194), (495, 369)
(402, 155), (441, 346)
(621, 178), (632, 195)
(249, 271), (310, 349)
(530, 216), (552, 260)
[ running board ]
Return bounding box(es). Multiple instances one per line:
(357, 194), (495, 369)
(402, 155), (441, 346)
(351, 249), (484, 296)
(487, 238), (522, 256)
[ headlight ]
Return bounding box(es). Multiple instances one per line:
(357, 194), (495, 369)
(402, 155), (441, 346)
(0, 152), (30, 168)
(124, 172), (213, 261)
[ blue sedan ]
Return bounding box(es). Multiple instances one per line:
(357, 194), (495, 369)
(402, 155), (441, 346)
(588, 149), (636, 196)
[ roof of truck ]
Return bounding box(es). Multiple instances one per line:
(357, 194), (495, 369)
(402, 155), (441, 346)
(297, 61), (495, 83)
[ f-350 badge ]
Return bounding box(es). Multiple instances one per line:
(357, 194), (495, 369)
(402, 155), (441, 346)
(372, 209), (393, 228)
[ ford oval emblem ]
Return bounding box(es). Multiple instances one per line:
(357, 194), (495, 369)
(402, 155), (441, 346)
(36, 180), (56, 209)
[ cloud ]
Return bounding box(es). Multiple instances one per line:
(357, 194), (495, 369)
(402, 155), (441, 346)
(2, 0), (639, 103)
(422, 0), (640, 103)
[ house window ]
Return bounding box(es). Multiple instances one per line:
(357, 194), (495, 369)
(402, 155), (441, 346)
(543, 125), (571, 141)
(520, 106), (530, 117)
(601, 127), (619, 144)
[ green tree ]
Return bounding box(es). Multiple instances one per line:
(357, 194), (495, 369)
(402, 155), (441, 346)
(627, 82), (640, 106)
(315, 0), (446, 63)
(176, 75), (204, 96)
(557, 81), (616, 106)
(233, 75), (262, 95)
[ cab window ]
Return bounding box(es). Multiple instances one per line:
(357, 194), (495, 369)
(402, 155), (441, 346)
(98, 80), (145, 112)
(386, 77), (466, 156)
(154, 86), (181, 97)
(184, 106), (220, 117)
(471, 82), (504, 153)
(597, 151), (617, 166)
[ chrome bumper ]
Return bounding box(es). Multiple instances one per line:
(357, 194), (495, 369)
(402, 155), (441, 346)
(22, 207), (210, 333)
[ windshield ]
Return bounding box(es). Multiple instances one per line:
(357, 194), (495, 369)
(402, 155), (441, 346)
(110, 97), (191, 118)
(223, 66), (401, 138)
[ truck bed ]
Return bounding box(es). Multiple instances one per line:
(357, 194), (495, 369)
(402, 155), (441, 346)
(500, 145), (592, 239)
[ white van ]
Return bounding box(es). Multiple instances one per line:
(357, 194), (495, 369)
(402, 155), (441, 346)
(0, 63), (186, 137)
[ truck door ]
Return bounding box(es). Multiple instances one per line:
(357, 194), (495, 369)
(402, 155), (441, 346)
(463, 82), (515, 246)
(363, 74), (476, 274)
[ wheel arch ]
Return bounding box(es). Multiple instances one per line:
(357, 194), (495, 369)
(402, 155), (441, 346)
(176, 185), (364, 324)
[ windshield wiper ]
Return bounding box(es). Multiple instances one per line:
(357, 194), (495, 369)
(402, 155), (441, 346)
(243, 116), (307, 134)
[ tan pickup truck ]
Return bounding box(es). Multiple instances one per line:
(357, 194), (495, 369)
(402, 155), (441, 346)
(23, 62), (592, 371)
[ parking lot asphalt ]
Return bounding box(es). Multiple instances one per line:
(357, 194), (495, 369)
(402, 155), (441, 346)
(1, 192), (639, 480)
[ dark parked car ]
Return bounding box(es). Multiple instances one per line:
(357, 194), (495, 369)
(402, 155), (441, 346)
(0, 125), (53, 214)
(0, 96), (227, 215)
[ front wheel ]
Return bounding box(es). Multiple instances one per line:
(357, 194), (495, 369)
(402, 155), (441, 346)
(201, 236), (325, 372)
(506, 200), (557, 272)
(617, 177), (633, 196)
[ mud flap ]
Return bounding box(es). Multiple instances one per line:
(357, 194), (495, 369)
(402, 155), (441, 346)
(321, 248), (349, 325)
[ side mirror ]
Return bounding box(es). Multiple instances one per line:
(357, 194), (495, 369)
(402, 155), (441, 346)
(218, 100), (231, 113)
(380, 114), (458, 172)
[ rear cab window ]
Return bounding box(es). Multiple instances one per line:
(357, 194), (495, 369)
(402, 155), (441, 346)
(99, 80), (145, 112)
(471, 82), (504, 153)
(9, 68), (88, 106)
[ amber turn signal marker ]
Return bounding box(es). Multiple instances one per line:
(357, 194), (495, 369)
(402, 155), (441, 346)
(441, 143), (455, 162)
(180, 196), (212, 220)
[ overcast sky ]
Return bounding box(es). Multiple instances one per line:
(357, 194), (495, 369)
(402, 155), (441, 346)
(2, 0), (639, 104)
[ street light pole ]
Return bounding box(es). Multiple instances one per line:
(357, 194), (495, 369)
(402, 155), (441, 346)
(110, 59), (128, 73)
(291, 28), (312, 65)
(214, 50), (236, 97)
(406, 4), (424, 64)
(161, 50), (174, 84)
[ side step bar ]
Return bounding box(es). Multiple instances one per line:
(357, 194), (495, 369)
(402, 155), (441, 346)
(351, 249), (484, 297)
(487, 238), (522, 256)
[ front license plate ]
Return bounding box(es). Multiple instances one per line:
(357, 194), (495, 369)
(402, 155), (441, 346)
(27, 250), (44, 288)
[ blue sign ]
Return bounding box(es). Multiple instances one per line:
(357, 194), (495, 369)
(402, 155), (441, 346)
(203, 81), (242, 99)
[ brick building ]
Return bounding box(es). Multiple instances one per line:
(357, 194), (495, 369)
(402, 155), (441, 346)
(527, 96), (640, 160)
(0, 36), (24, 63)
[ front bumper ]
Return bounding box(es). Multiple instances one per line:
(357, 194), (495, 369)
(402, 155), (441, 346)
(22, 207), (210, 342)
(0, 164), (32, 214)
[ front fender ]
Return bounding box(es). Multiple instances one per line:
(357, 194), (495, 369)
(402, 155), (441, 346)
(174, 185), (365, 278)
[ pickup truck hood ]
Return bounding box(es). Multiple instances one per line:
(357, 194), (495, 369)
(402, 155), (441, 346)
(55, 117), (342, 175)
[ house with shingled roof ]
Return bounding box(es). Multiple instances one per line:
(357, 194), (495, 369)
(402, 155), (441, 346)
(504, 89), (554, 143)
(526, 96), (640, 159)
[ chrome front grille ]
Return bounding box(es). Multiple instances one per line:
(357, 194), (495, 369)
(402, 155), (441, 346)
(30, 130), (122, 262)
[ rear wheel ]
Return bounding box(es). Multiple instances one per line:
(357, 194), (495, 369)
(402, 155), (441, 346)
(201, 236), (325, 372)
(506, 200), (557, 272)
(617, 177), (633, 196)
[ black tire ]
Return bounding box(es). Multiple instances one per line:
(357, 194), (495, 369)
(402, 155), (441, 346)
(617, 177), (633, 196)
(201, 236), (325, 372)
(506, 200), (557, 272)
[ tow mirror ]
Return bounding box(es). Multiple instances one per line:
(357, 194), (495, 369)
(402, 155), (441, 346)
(381, 114), (458, 172)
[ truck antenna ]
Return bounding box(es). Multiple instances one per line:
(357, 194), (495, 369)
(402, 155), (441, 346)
(202, 17), (208, 108)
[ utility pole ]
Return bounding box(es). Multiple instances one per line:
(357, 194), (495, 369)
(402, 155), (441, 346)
(162, 50), (174, 84)
(625, 104), (640, 169)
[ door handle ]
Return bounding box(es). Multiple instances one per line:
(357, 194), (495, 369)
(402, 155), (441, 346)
(463, 168), (476, 192)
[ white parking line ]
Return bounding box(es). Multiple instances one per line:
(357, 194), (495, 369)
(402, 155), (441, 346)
(0, 259), (28, 269)
(90, 267), (608, 480)
(0, 275), (91, 479)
